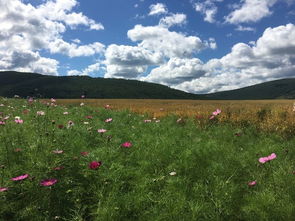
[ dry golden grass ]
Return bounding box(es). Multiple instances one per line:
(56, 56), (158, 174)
(56, 99), (295, 136)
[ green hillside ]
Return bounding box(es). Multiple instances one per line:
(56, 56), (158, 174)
(0, 71), (200, 99)
(1, 71), (295, 99)
(204, 78), (295, 99)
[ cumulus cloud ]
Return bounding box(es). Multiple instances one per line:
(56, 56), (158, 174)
(104, 44), (163, 78)
(225, 0), (278, 24)
(0, 0), (104, 75)
(159, 13), (187, 28)
(194, 0), (223, 23)
(127, 25), (205, 58)
(142, 24), (295, 94)
(148, 3), (168, 16)
(68, 62), (103, 76)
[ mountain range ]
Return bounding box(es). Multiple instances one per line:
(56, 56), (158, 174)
(0, 71), (295, 99)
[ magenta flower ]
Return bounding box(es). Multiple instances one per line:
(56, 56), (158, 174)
(40, 179), (57, 186)
(0, 121), (5, 125)
(248, 180), (257, 186)
(97, 129), (107, 133)
(105, 118), (112, 123)
(36, 111), (45, 116)
(212, 109), (221, 116)
(14, 117), (24, 124)
(11, 174), (29, 181)
(0, 187), (8, 192)
(121, 142), (132, 148)
(52, 150), (64, 154)
(89, 161), (102, 170)
(81, 95), (85, 99)
(259, 153), (277, 164)
(144, 119), (152, 123)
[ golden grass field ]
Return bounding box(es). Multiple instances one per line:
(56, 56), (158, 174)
(55, 99), (295, 136)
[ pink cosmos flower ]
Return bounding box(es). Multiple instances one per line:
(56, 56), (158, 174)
(0, 187), (8, 192)
(36, 111), (45, 116)
(144, 119), (152, 123)
(40, 179), (57, 186)
(89, 161), (102, 170)
(212, 109), (221, 116)
(121, 142), (132, 148)
(105, 104), (111, 109)
(51, 98), (56, 103)
(81, 151), (89, 156)
(11, 174), (29, 181)
(248, 180), (257, 186)
(53, 166), (64, 171)
(259, 153), (276, 164)
(209, 115), (215, 120)
(15, 119), (24, 124)
(81, 95), (85, 99)
(0, 121), (5, 125)
(52, 150), (64, 154)
(97, 129), (107, 133)
(105, 118), (112, 123)
(63, 112), (69, 115)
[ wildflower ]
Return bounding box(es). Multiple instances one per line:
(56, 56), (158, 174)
(89, 161), (102, 170)
(0, 104), (4, 107)
(51, 98), (56, 103)
(85, 115), (93, 119)
(121, 142), (132, 148)
(105, 118), (112, 123)
(97, 129), (107, 133)
(53, 166), (64, 171)
(67, 121), (74, 128)
(63, 112), (69, 115)
(259, 153), (277, 164)
(80, 102), (85, 106)
(209, 115), (215, 120)
(144, 119), (152, 123)
(23, 109), (29, 114)
(40, 179), (58, 186)
(212, 109), (221, 116)
(14, 117), (24, 124)
(169, 171), (177, 176)
(37, 111), (45, 116)
(80, 151), (89, 156)
(83, 121), (89, 125)
(0, 121), (5, 125)
(52, 150), (64, 154)
(11, 174), (29, 181)
(81, 95), (85, 99)
(248, 180), (257, 186)
(0, 187), (8, 192)
(104, 104), (111, 109)
(155, 120), (160, 123)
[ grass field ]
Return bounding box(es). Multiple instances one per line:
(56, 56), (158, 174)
(0, 98), (295, 220)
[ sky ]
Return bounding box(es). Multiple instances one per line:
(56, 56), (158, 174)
(0, 0), (295, 94)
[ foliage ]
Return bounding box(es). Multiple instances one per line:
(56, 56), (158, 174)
(0, 98), (294, 220)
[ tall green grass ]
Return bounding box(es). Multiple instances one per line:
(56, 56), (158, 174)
(0, 98), (294, 220)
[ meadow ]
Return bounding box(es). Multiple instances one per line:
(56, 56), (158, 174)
(0, 97), (295, 220)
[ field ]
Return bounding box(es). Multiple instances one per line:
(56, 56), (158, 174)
(0, 98), (295, 220)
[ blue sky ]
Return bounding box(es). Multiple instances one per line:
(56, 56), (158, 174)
(1, 0), (295, 93)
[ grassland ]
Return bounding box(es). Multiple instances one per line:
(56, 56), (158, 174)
(0, 98), (295, 220)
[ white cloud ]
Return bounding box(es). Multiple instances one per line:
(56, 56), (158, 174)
(141, 57), (206, 85)
(0, 0), (104, 75)
(225, 0), (278, 24)
(68, 62), (103, 76)
(49, 39), (105, 57)
(235, 25), (256, 32)
(148, 3), (168, 16)
(194, 0), (222, 23)
(127, 25), (205, 58)
(104, 44), (163, 79)
(159, 13), (187, 28)
(142, 24), (295, 94)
